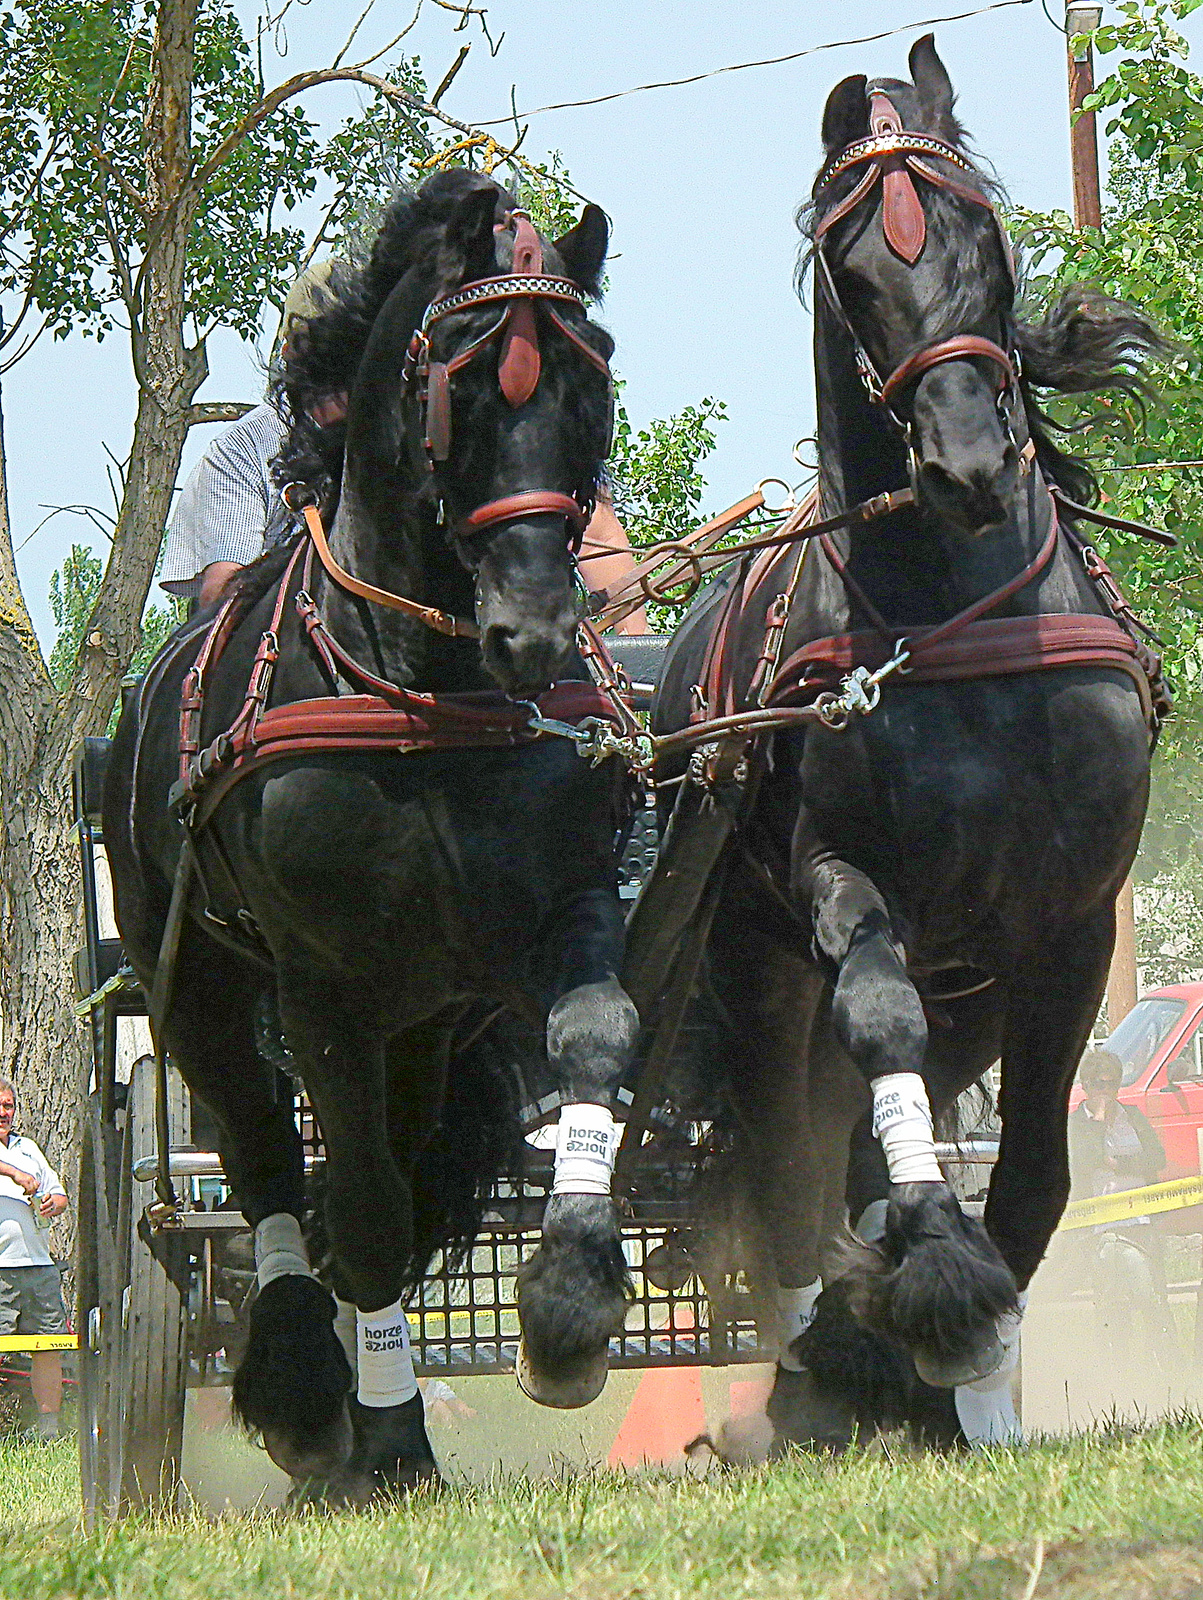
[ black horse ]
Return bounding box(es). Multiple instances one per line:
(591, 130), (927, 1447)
(105, 171), (640, 1502)
(653, 37), (1165, 1448)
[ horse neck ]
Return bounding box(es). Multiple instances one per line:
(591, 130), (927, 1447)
(813, 304), (1057, 629)
(320, 321), (485, 693)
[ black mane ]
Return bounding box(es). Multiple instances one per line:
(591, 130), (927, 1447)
(272, 170), (518, 503)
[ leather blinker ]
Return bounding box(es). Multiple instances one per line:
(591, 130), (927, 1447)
(498, 213), (544, 407)
(869, 92), (926, 265)
(425, 361), (451, 461)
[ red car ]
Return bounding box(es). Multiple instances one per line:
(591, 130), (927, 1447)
(1072, 982), (1203, 1183)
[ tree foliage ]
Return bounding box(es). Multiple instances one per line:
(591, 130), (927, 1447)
(1019, 0), (1203, 981)
(0, 0), (322, 353)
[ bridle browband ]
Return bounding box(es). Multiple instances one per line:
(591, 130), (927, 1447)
(813, 90), (1020, 424)
(293, 208), (612, 641)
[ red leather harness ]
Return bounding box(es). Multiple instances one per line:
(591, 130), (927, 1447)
(170, 527), (637, 833)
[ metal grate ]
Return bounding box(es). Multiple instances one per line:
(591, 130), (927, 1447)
(409, 1218), (765, 1377)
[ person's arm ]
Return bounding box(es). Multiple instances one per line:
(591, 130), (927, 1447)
(0, 1158), (38, 1197)
(579, 496), (649, 636)
(31, 1147), (67, 1218)
(160, 406), (287, 602)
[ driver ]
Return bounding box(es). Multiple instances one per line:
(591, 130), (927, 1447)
(161, 266), (646, 632)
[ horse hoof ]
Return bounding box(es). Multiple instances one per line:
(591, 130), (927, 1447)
(913, 1334), (1004, 1389)
(515, 1338), (608, 1408)
(263, 1400), (354, 1480)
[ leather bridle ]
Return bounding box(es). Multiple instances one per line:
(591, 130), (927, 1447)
(401, 208), (612, 557)
(284, 209), (614, 642)
(813, 90), (1021, 431)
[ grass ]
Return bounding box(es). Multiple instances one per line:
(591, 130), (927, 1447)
(2, 1419), (1203, 1598)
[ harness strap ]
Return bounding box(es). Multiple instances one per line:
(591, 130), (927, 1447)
(819, 495), (1060, 652)
(302, 504), (480, 639)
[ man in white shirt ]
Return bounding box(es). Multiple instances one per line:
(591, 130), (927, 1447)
(0, 1080), (69, 1441)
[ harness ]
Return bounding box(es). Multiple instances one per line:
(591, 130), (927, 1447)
(678, 91), (1172, 761)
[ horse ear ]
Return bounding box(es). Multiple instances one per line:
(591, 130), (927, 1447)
(442, 185), (499, 285)
(909, 34), (955, 131)
(821, 75), (869, 154)
(553, 204), (609, 296)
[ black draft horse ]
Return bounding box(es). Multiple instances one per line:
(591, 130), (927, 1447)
(105, 172), (640, 1502)
(654, 37), (1165, 1448)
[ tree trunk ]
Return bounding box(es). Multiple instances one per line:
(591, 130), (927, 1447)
(0, 0), (206, 1230)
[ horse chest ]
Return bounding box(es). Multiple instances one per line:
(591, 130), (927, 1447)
(794, 676), (1147, 919)
(240, 754), (615, 993)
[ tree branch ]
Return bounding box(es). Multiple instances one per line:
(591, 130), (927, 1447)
(188, 401), (253, 425)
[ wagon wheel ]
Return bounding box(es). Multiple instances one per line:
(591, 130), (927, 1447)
(76, 1093), (123, 1526)
(113, 1058), (191, 1514)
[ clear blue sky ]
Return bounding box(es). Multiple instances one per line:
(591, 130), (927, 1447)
(6, 0), (1199, 648)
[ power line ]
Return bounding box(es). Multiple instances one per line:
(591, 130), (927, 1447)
(473, 0), (1035, 126)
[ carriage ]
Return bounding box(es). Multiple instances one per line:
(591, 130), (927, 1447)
(69, 33), (1176, 1519)
(71, 639), (776, 1519)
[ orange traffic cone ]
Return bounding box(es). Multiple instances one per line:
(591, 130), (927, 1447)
(608, 1305), (707, 1468)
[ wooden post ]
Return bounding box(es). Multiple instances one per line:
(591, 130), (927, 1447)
(1066, 5), (1139, 1024)
(1066, 3), (1103, 228)
(1107, 876), (1139, 1027)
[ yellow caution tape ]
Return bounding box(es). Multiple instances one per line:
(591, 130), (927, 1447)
(0, 1334), (79, 1352)
(1058, 1173), (1203, 1232)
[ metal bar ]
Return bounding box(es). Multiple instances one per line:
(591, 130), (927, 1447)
(935, 1140), (999, 1163)
(133, 1151), (322, 1183)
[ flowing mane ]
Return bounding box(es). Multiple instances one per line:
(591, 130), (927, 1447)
(272, 169), (519, 503)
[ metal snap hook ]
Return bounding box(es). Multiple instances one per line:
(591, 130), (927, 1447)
(756, 477), (795, 516)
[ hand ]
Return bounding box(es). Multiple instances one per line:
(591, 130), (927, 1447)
(14, 1172), (39, 1197)
(38, 1194), (67, 1219)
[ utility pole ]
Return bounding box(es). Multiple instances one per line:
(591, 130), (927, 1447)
(1065, 4), (1140, 1025)
(1066, 3), (1104, 227)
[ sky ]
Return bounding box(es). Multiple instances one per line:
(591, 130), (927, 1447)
(7, 0), (1202, 650)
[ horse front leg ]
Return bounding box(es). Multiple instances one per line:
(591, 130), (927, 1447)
(153, 942), (354, 1486)
(517, 889), (639, 1408)
(802, 855), (1018, 1387)
(275, 987), (439, 1505)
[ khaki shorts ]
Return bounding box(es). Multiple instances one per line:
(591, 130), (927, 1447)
(0, 1265), (67, 1336)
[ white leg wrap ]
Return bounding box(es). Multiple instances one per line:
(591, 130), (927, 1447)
(954, 1293), (1027, 1448)
(871, 1072), (943, 1185)
(776, 1279), (822, 1371)
(254, 1213), (313, 1290)
(357, 1297), (418, 1409)
(334, 1297), (358, 1378)
(552, 1103), (619, 1197)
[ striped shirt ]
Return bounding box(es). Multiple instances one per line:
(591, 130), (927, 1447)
(159, 403), (296, 598)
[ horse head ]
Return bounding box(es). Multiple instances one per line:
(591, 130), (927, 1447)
(301, 173), (613, 698)
(812, 36), (1021, 535)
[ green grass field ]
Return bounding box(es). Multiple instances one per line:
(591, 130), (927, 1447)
(4, 1419), (1203, 1599)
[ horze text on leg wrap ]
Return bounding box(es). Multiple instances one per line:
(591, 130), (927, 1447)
(552, 1104), (619, 1197)
(871, 1072), (943, 1185)
(357, 1298), (418, 1408)
(776, 1279), (822, 1373)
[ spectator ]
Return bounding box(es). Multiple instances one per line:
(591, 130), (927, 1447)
(0, 1079), (69, 1442)
(1068, 1048), (1164, 1201)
